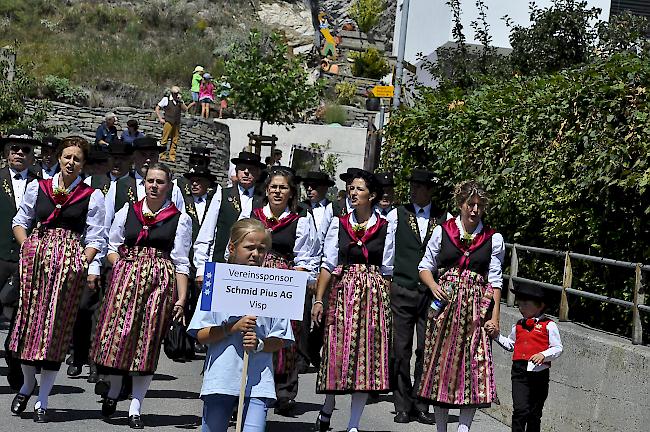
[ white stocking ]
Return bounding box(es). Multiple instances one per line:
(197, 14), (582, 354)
(35, 369), (58, 410)
(129, 375), (153, 417)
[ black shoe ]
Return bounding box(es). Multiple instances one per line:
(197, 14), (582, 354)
(314, 411), (331, 432)
(33, 407), (47, 423)
(67, 364), (82, 377)
(10, 392), (32, 415)
(414, 411), (436, 425)
(194, 342), (207, 354)
(94, 380), (110, 397)
(129, 414), (144, 429)
(393, 411), (411, 423)
(101, 398), (118, 417)
(274, 398), (296, 416)
(88, 364), (99, 383)
(65, 355), (74, 365)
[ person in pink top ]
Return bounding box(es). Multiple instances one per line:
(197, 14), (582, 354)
(199, 73), (215, 119)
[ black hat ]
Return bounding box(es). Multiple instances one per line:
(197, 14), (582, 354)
(231, 151), (265, 169)
(133, 136), (165, 153)
(511, 280), (546, 301)
(339, 167), (362, 182)
(408, 168), (438, 185)
(0, 129), (40, 147)
(108, 140), (134, 156)
(87, 147), (110, 164)
(41, 136), (61, 150)
(190, 146), (211, 158)
(375, 172), (395, 187)
(302, 171), (335, 187)
(183, 165), (217, 182)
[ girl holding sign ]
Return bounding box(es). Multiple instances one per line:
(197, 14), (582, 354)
(90, 163), (192, 429)
(252, 166), (318, 415)
(311, 169), (396, 432)
(188, 218), (294, 432)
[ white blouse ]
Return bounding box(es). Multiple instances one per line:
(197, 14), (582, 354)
(418, 216), (505, 288)
(321, 209), (396, 276)
(12, 174), (107, 252)
(259, 205), (320, 282)
(108, 201), (193, 275)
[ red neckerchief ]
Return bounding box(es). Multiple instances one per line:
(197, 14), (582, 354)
(133, 199), (180, 245)
(252, 207), (300, 232)
(39, 178), (94, 226)
(441, 218), (495, 271)
(339, 212), (387, 261)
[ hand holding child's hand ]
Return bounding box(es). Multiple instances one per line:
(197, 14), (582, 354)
(232, 315), (257, 334)
(529, 353), (545, 365)
(484, 322), (498, 338)
(242, 331), (258, 352)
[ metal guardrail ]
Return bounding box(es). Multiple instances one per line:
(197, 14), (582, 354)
(503, 243), (648, 345)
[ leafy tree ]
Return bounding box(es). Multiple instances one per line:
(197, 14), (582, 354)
(225, 30), (321, 136)
(349, 0), (384, 34)
(596, 11), (650, 58)
(508, 0), (601, 75)
(0, 56), (50, 133)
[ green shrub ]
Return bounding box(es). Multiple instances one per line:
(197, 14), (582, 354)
(351, 48), (390, 79)
(335, 82), (356, 105)
(349, 0), (384, 34)
(41, 75), (87, 105)
(323, 104), (347, 124)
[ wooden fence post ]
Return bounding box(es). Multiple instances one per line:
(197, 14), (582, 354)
(507, 244), (518, 307)
(560, 252), (571, 322)
(632, 264), (645, 345)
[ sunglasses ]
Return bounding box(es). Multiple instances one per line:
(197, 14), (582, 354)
(10, 145), (32, 154)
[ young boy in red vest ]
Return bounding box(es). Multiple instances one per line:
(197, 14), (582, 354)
(486, 281), (563, 432)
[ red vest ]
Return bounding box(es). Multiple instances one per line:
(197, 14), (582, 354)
(513, 318), (552, 365)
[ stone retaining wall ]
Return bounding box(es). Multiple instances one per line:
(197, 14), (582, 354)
(23, 100), (231, 184)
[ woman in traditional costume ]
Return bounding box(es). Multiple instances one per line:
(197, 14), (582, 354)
(91, 162), (191, 429)
(417, 180), (505, 432)
(9, 136), (106, 423)
(311, 169), (395, 432)
(251, 166), (318, 415)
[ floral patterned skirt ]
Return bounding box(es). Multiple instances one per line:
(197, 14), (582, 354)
(316, 264), (392, 394)
(91, 246), (176, 374)
(262, 252), (301, 376)
(10, 228), (87, 364)
(417, 268), (496, 407)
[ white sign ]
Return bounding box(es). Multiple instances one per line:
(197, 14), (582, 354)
(199, 262), (309, 320)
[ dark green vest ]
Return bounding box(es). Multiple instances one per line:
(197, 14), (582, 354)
(0, 167), (39, 262)
(90, 173), (112, 196)
(114, 172), (173, 212)
(211, 186), (264, 263)
(393, 204), (447, 289)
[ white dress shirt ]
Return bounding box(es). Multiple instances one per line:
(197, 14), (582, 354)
(104, 171), (186, 227)
(413, 203), (431, 242)
(321, 209), (396, 276)
(109, 200), (192, 275)
(41, 162), (59, 180)
(13, 174), (107, 254)
(9, 167), (29, 210)
(194, 193), (208, 222)
(418, 216), (505, 287)
(193, 184), (255, 277)
(496, 316), (563, 372)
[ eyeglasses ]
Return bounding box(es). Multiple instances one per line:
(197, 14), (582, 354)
(10, 145), (32, 154)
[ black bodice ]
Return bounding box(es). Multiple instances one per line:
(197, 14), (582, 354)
(123, 205), (180, 252)
(338, 220), (388, 266)
(269, 219), (299, 258)
(437, 229), (492, 277)
(35, 187), (91, 234)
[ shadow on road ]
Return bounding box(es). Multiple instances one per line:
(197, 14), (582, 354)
(147, 388), (200, 400)
(267, 420), (316, 431)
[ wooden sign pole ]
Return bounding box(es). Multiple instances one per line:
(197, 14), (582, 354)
(235, 351), (250, 432)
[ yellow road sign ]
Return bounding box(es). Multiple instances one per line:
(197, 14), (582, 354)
(372, 85), (394, 98)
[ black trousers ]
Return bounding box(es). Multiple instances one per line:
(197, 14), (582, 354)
(390, 282), (431, 414)
(511, 361), (550, 432)
(70, 287), (100, 366)
(0, 259), (23, 390)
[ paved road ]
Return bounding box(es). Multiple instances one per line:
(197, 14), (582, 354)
(0, 328), (508, 431)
